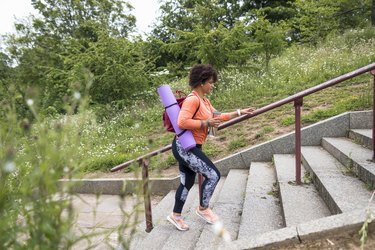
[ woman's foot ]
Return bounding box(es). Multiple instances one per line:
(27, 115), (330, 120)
(167, 213), (189, 231)
(196, 207), (219, 224)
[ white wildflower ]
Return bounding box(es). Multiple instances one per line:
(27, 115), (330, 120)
(4, 161), (16, 173)
(26, 99), (34, 106)
(213, 221), (231, 243)
(64, 166), (69, 173)
(73, 91), (81, 100)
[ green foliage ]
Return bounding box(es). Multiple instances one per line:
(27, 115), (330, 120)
(280, 116), (294, 126)
(202, 140), (223, 158)
(68, 35), (150, 105)
(152, 0), (261, 71)
(3, 0), (148, 114)
(253, 1), (297, 24)
(228, 137), (247, 151)
(267, 181), (280, 197)
(151, 0), (372, 72)
(3, 1), (375, 247)
(149, 154), (177, 172)
(165, 21), (259, 70)
(3, 0), (374, 116)
(82, 153), (129, 172)
(0, 85), (91, 248)
(1, 0), (375, 174)
(303, 171), (312, 184)
(250, 13), (288, 69)
(0, 75), (145, 248)
(262, 126), (275, 134)
(359, 191), (375, 249)
(31, 0), (136, 38)
(291, 0), (372, 43)
(0, 53), (12, 117)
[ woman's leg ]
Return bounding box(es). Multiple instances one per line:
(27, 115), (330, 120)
(172, 160), (196, 213)
(173, 139), (221, 209)
(168, 138), (197, 230)
(172, 138), (197, 214)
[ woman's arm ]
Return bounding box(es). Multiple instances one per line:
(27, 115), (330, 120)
(220, 107), (255, 121)
(177, 96), (201, 130)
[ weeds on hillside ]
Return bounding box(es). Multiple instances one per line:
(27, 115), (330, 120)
(359, 190), (375, 250)
(0, 71), (144, 248)
(5, 29), (374, 176)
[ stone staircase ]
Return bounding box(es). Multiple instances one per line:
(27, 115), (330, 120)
(129, 111), (375, 249)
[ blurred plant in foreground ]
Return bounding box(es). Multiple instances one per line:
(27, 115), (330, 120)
(0, 69), (143, 249)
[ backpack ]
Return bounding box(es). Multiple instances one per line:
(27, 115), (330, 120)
(163, 91), (200, 135)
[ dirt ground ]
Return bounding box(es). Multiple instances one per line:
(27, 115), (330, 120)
(281, 229), (375, 250)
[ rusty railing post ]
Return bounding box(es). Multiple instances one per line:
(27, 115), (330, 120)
(140, 159), (153, 232)
(294, 98), (303, 185)
(372, 70), (375, 161)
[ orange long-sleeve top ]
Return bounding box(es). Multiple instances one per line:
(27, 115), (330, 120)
(177, 90), (231, 145)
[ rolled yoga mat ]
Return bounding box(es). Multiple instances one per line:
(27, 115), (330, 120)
(157, 84), (196, 151)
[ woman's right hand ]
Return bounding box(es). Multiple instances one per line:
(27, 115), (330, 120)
(206, 117), (221, 128)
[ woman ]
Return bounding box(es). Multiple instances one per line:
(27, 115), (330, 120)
(167, 64), (254, 231)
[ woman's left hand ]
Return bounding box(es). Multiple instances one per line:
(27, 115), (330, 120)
(239, 107), (255, 115)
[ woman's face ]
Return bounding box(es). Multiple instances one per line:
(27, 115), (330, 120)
(202, 77), (215, 94)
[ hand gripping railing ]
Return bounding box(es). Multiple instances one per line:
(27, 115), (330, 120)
(110, 62), (375, 232)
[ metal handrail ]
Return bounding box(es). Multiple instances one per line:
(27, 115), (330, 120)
(219, 62), (375, 129)
(110, 62), (375, 232)
(110, 144), (172, 172)
(111, 62), (375, 172)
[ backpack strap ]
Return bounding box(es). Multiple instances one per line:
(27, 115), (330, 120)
(165, 102), (178, 109)
(188, 94), (200, 118)
(176, 94), (201, 137)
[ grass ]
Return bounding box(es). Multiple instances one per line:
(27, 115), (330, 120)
(303, 171), (313, 184)
(267, 181), (279, 197)
(74, 28), (375, 174)
(12, 27), (375, 175)
(228, 137), (247, 151)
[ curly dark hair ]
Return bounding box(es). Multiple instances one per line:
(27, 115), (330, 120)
(188, 64), (218, 88)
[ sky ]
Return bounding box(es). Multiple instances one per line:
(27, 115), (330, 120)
(0, 0), (160, 37)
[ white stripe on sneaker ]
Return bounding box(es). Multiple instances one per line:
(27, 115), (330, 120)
(167, 215), (189, 231)
(195, 208), (215, 224)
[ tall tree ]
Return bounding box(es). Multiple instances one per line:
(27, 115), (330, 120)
(0, 52), (11, 111)
(250, 14), (287, 70)
(4, 0), (149, 113)
(241, 0), (297, 23)
(150, 0), (295, 72)
(0, 52), (11, 81)
(290, 0), (372, 43)
(151, 0), (255, 72)
(31, 0), (136, 39)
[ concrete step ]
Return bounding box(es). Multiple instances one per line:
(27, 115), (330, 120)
(131, 183), (200, 249)
(130, 190), (176, 249)
(301, 146), (373, 214)
(274, 154), (331, 227)
(194, 169), (249, 250)
(237, 162), (283, 240)
(349, 129), (372, 149)
(161, 177), (226, 250)
(322, 137), (375, 188)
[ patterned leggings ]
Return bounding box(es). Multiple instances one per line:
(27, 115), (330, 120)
(172, 137), (221, 213)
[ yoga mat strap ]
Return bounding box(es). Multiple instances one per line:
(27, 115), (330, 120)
(157, 84), (196, 151)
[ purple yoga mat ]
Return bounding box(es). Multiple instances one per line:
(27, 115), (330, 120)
(157, 84), (196, 151)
